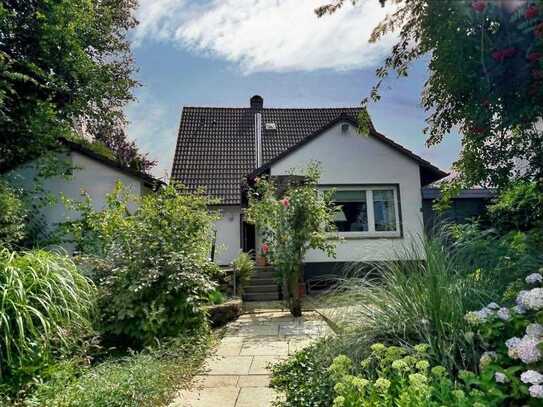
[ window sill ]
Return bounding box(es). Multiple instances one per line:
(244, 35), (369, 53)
(334, 231), (402, 240)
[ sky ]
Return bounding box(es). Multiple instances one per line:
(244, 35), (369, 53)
(125, 0), (461, 179)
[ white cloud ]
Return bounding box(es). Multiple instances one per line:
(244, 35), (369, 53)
(133, 0), (398, 72)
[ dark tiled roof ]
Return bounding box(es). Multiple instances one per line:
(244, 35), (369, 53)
(171, 104), (448, 205)
(61, 139), (164, 189)
(171, 107), (363, 204)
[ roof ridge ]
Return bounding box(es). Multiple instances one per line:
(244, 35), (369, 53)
(181, 106), (364, 110)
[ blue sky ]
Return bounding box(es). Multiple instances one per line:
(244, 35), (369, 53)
(125, 0), (461, 179)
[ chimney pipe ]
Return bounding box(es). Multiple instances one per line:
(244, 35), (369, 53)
(250, 95), (263, 109)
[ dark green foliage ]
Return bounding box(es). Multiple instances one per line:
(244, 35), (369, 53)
(449, 222), (543, 301)
(64, 183), (220, 347)
(318, 0), (543, 192)
(0, 180), (28, 248)
(488, 181), (543, 232)
(271, 339), (337, 407)
(20, 334), (213, 407)
(0, 0), (153, 173)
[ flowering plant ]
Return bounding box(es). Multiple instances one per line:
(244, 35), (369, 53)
(463, 270), (543, 404)
(329, 343), (491, 407)
(246, 163), (338, 316)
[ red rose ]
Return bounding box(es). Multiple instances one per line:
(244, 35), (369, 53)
(528, 52), (543, 63)
(534, 23), (543, 38)
(525, 4), (539, 19)
(280, 198), (289, 208)
(261, 243), (269, 255)
(471, 126), (486, 134)
(472, 0), (486, 12)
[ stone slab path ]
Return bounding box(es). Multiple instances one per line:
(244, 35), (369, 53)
(171, 309), (331, 407)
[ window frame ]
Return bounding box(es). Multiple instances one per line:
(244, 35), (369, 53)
(323, 184), (402, 239)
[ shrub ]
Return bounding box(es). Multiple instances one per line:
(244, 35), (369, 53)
(320, 236), (492, 372)
(64, 182), (220, 346)
(460, 270), (543, 406)
(0, 249), (95, 387)
(0, 180), (28, 248)
(24, 333), (213, 407)
(271, 339), (337, 407)
(208, 289), (225, 305)
(449, 222), (543, 301)
(488, 181), (543, 232)
(328, 344), (495, 407)
(231, 251), (255, 294)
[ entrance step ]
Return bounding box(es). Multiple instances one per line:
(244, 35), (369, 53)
(243, 292), (280, 301)
(244, 284), (278, 294)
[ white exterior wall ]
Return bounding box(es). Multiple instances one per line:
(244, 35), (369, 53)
(269, 122), (424, 262)
(213, 206), (241, 265)
(9, 151), (144, 235)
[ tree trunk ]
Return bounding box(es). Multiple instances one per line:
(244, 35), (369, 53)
(287, 265), (302, 317)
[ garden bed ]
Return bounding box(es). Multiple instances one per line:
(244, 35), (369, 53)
(205, 298), (243, 327)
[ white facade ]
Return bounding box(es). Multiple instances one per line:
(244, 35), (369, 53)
(213, 206), (242, 265)
(9, 150), (150, 236)
(269, 122), (425, 262)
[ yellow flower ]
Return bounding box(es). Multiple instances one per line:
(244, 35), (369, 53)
(416, 360), (430, 371)
(374, 378), (391, 393)
(370, 343), (386, 353)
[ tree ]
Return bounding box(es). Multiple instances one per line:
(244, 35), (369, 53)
(317, 0), (543, 197)
(0, 0), (154, 173)
(246, 164), (338, 317)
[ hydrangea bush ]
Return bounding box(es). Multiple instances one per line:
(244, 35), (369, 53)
(463, 269), (543, 404)
(328, 343), (492, 407)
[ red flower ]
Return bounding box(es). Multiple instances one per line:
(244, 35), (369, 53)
(261, 243), (269, 255)
(532, 69), (543, 79)
(525, 4), (539, 19)
(279, 198), (289, 208)
(471, 126), (487, 134)
(528, 52), (543, 63)
(492, 47), (517, 62)
(534, 23), (543, 38)
(471, 0), (486, 12)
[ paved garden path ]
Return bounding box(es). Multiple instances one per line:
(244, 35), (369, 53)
(171, 306), (331, 407)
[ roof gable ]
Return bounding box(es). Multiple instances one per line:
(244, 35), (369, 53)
(171, 106), (363, 204)
(170, 104), (447, 205)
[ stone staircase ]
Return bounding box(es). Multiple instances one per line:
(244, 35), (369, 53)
(242, 266), (280, 301)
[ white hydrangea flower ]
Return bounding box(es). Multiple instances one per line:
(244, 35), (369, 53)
(494, 372), (508, 383)
(497, 307), (510, 321)
(487, 302), (500, 310)
(526, 323), (543, 337)
(506, 337), (521, 360)
(526, 273), (543, 285)
(465, 306), (498, 324)
(517, 335), (543, 364)
(521, 370), (543, 385)
(529, 384), (543, 399)
(516, 288), (543, 311)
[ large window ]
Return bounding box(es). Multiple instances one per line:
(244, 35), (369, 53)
(332, 186), (401, 237)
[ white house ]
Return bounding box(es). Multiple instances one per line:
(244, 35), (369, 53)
(7, 139), (163, 237)
(171, 95), (450, 276)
